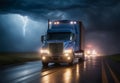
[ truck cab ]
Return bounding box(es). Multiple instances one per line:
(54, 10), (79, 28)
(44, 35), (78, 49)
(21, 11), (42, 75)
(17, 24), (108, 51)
(40, 20), (85, 66)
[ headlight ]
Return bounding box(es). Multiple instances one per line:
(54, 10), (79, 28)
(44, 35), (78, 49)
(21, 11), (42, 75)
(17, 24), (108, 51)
(40, 49), (50, 54)
(64, 53), (69, 56)
(64, 49), (72, 54)
(42, 56), (46, 60)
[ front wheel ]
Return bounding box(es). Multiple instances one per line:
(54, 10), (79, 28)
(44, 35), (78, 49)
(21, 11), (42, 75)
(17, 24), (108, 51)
(68, 61), (73, 66)
(42, 62), (48, 67)
(68, 57), (74, 66)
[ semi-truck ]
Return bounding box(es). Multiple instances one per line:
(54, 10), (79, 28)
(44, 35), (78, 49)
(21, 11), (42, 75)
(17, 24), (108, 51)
(40, 20), (85, 66)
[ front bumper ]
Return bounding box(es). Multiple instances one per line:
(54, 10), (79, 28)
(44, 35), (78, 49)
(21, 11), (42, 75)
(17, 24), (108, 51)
(40, 54), (73, 63)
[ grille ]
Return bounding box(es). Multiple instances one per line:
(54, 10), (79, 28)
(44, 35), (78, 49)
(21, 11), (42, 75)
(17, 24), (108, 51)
(49, 43), (63, 56)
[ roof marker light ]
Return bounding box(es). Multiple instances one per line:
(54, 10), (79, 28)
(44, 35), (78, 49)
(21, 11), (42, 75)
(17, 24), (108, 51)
(54, 22), (57, 25)
(56, 21), (60, 24)
(74, 21), (77, 24)
(70, 21), (73, 24)
(49, 21), (52, 24)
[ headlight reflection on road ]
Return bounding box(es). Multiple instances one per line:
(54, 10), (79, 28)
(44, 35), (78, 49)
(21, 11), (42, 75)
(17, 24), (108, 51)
(63, 68), (72, 83)
(83, 61), (87, 71)
(41, 74), (51, 83)
(40, 64), (82, 83)
(63, 65), (81, 83)
(76, 64), (80, 81)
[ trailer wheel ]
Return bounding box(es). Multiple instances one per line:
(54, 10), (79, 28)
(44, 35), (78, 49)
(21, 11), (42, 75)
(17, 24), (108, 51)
(42, 62), (48, 67)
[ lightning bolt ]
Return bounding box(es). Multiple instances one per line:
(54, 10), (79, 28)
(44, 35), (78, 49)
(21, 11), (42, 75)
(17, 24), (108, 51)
(20, 16), (28, 37)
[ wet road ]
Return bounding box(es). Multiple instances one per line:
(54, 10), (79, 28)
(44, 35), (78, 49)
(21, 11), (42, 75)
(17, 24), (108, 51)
(0, 56), (119, 83)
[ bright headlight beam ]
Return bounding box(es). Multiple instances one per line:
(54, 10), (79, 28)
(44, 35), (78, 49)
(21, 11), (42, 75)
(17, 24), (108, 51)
(40, 49), (50, 54)
(64, 49), (72, 53)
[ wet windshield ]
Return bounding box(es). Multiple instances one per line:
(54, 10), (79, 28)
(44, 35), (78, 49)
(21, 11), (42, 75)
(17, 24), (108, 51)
(47, 32), (71, 41)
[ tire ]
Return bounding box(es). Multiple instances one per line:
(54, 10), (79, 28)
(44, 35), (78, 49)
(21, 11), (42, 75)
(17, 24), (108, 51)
(68, 52), (74, 66)
(68, 58), (74, 66)
(68, 61), (73, 66)
(42, 62), (48, 67)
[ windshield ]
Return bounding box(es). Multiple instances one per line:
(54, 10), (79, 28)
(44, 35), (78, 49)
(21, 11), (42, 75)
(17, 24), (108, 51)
(47, 32), (71, 41)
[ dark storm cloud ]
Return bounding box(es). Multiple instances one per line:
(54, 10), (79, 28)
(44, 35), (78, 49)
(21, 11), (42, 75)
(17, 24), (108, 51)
(0, 0), (119, 19)
(0, 0), (120, 30)
(0, 0), (120, 54)
(0, 0), (119, 24)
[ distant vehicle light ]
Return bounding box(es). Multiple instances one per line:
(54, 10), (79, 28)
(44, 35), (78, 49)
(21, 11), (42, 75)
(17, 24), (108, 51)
(92, 50), (97, 55)
(86, 50), (90, 55)
(49, 21), (52, 24)
(85, 49), (98, 57)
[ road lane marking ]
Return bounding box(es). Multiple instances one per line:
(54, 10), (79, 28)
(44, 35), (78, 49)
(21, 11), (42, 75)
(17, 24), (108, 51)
(106, 62), (120, 83)
(102, 61), (108, 83)
(13, 72), (39, 83)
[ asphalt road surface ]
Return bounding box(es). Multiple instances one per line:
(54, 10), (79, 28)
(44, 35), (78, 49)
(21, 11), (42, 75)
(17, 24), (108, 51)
(0, 56), (120, 83)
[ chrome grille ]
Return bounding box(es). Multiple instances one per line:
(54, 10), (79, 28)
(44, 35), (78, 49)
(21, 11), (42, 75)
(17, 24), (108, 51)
(49, 43), (63, 55)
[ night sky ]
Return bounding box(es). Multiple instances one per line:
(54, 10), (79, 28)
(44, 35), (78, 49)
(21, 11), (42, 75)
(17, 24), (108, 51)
(0, 0), (120, 54)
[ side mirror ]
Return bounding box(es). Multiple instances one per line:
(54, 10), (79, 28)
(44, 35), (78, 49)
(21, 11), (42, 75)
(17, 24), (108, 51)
(41, 35), (45, 43)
